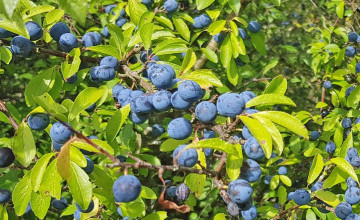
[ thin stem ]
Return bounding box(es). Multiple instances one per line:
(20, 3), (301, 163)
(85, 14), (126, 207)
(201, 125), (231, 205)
(0, 100), (19, 130)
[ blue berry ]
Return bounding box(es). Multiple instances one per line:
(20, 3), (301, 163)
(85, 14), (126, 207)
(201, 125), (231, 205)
(213, 32), (226, 43)
(242, 125), (252, 139)
(50, 22), (70, 41)
(323, 80), (332, 89)
(346, 86), (355, 96)
(241, 205), (257, 220)
(53, 141), (63, 152)
(28, 113), (50, 131)
(178, 80), (203, 102)
(348, 32), (358, 42)
(129, 112), (148, 124)
(171, 91), (192, 110)
(59, 33), (78, 52)
(82, 32), (101, 47)
(164, 0), (178, 12)
(335, 202), (352, 219)
(50, 122), (74, 144)
(278, 166), (287, 175)
(346, 214), (360, 220)
(203, 129), (215, 139)
(203, 148), (214, 157)
(167, 117), (192, 140)
(76, 200), (94, 213)
(152, 124), (165, 137)
(195, 101), (217, 123)
(130, 95), (154, 114)
(264, 175), (272, 185)
(176, 183), (190, 202)
(293, 188), (310, 205)
(83, 156), (94, 174)
(166, 186), (177, 199)
(240, 159), (262, 182)
(217, 93), (245, 118)
(248, 21), (261, 33)
(347, 177), (358, 188)
(25, 21), (43, 41)
(142, 0), (153, 5)
(148, 64), (175, 90)
(238, 27), (247, 39)
(0, 189), (11, 204)
(113, 175), (142, 202)
(0, 23), (15, 38)
(152, 90), (172, 111)
(342, 118), (352, 129)
(325, 141), (336, 154)
(356, 62), (360, 73)
(105, 4), (116, 14)
(227, 201), (239, 216)
(345, 46), (356, 57)
(240, 91), (256, 104)
(52, 197), (68, 210)
(243, 137), (265, 160)
(311, 182), (323, 192)
(345, 187), (360, 205)
(287, 192), (294, 200)
(65, 74), (78, 84)
(310, 131), (320, 140)
(10, 36), (32, 56)
(173, 144), (198, 167)
(90, 65), (116, 82)
(227, 179), (253, 204)
(117, 89), (132, 105)
(102, 26), (109, 37)
(112, 85), (125, 99)
(116, 17), (127, 28)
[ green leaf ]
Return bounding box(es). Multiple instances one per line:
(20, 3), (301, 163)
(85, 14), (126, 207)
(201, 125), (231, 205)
(306, 209), (316, 220)
(155, 15), (174, 30)
(69, 86), (107, 121)
(31, 153), (55, 192)
(227, 58), (239, 86)
(155, 44), (188, 55)
(278, 186), (287, 205)
(202, 48), (218, 63)
(12, 122), (36, 167)
(143, 212), (168, 220)
(336, 1), (344, 19)
(0, 0), (20, 17)
(253, 111), (309, 138)
(140, 23), (154, 50)
(92, 139), (114, 155)
(240, 116), (272, 159)
(263, 58), (279, 74)
(184, 173), (206, 197)
(0, 46), (12, 64)
(340, 130), (353, 158)
(13, 171), (32, 215)
(108, 24), (124, 56)
(307, 155), (324, 185)
(0, 205), (8, 220)
(140, 186), (158, 199)
(280, 175), (292, 187)
(230, 33), (246, 55)
(228, 0), (241, 13)
(220, 36), (232, 68)
(187, 138), (242, 159)
(330, 157), (358, 182)
(57, 142), (71, 180)
(249, 32), (266, 55)
(207, 20), (226, 35)
(0, 14), (28, 38)
(106, 104), (131, 143)
(314, 191), (340, 207)
(160, 138), (192, 152)
(196, 0), (215, 10)
(180, 69), (223, 88)
(214, 213), (227, 220)
(70, 147), (87, 167)
(71, 141), (101, 154)
(68, 161), (92, 210)
(44, 9), (64, 26)
(173, 17), (190, 41)
(323, 167), (348, 189)
(88, 45), (120, 60)
(180, 49), (196, 73)
(58, 0), (87, 26)
(246, 94), (296, 107)
(25, 5), (55, 18)
(347, 86), (360, 108)
(129, 0), (148, 25)
(30, 192), (51, 219)
(61, 48), (81, 80)
(252, 115), (284, 155)
(226, 154), (242, 181)
(25, 68), (57, 106)
(270, 175), (280, 190)
(39, 159), (62, 199)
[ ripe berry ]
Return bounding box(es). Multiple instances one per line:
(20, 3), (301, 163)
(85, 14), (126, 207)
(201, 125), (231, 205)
(113, 175), (142, 203)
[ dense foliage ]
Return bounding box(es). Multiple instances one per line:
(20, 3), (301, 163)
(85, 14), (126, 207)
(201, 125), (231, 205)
(0, 0), (360, 219)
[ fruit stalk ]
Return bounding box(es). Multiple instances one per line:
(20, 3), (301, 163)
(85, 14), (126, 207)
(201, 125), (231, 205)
(0, 99), (18, 130)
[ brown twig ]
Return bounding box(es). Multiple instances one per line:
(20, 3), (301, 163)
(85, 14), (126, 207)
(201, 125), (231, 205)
(271, 205), (300, 220)
(107, 153), (218, 176)
(0, 100), (19, 130)
(120, 65), (153, 92)
(38, 48), (100, 63)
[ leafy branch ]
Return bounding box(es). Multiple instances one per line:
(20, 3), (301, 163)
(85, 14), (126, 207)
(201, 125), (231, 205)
(0, 99), (18, 130)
